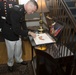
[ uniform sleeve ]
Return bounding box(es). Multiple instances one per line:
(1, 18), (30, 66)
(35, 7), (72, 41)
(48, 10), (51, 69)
(10, 9), (28, 37)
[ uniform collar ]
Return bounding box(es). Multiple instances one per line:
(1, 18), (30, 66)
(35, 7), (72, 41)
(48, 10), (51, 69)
(23, 5), (27, 14)
(20, 5), (26, 14)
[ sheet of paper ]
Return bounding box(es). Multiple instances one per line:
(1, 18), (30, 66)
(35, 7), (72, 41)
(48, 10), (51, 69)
(34, 33), (55, 45)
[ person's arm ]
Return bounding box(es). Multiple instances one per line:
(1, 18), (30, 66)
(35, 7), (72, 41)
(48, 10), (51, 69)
(21, 21), (36, 38)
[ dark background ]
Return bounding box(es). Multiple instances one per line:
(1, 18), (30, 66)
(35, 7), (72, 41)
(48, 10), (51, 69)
(0, 0), (18, 28)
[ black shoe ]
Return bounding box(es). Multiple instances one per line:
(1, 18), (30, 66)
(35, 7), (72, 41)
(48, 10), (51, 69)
(8, 66), (13, 72)
(20, 61), (27, 65)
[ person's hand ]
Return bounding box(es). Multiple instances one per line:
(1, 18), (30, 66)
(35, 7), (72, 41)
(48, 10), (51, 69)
(28, 31), (36, 38)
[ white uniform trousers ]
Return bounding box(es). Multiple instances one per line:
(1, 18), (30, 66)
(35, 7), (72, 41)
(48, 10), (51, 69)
(5, 38), (23, 66)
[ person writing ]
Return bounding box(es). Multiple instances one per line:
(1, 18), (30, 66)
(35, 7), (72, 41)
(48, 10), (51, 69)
(2, 0), (38, 72)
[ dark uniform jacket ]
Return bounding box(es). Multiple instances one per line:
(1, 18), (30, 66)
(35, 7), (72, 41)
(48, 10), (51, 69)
(2, 5), (28, 41)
